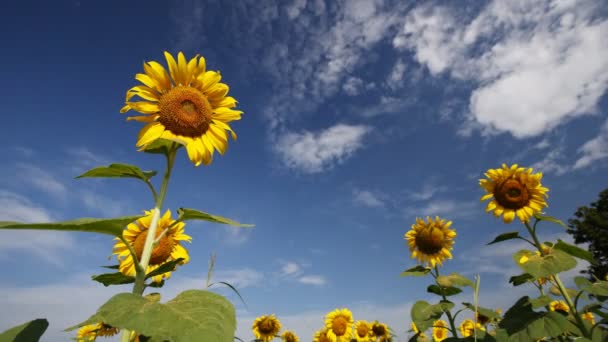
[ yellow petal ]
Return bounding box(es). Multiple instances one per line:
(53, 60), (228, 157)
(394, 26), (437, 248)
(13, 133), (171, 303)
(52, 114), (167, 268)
(137, 122), (166, 147)
(145, 61), (172, 92)
(125, 101), (159, 114)
(206, 83), (229, 100)
(164, 51), (180, 86)
(185, 141), (202, 166)
(127, 115), (159, 123)
(199, 71), (222, 93)
(210, 96), (238, 108)
(135, 73), (162, 92)
(503, 210), (515, 223)
(177, 52), (188, 86)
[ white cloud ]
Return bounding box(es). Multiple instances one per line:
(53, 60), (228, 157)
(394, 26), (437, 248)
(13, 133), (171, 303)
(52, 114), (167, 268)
(66, 146), (110, 173)
(297, 275), (327, 286)
(286, 0), (307, 20)
(343, 76), (364, 96)
(212, 268), (264, 289)
(573, 119), (608, 169)
(404, 199), (478, 220)
(405, 181), (448, 201)
(353, 189), (385, 208)
(530, 145), (570, 176)
(281, 261), (302, 277)
(395, 0), (608, 138)
(16, 163), (67, 198)
(275, 124), (370, 173)
(360, 96), (414, 118)
(385, 58), (407, 90)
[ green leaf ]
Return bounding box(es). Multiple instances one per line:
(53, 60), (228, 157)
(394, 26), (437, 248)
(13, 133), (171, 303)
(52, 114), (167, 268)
(66, 290), (236, 342)
(0, 319), (48, 342)
(144, 258), (185, 280)
(513, 249), (577, 278)
(577, 279), (608, 296)
(101, 265), (120, 270)
(0, 216), (142, 237)
(461, 303), (501, 319)
(146, 280), (165, 288)
(499, 296), (570, 340)
(411, 300), (454, 332)
(76, 163), (157, 182)
(142, 139), (179, 155)
(400, 265), (431, 277)
(533, 214), (568, 229)
(436, 273), (474, 288)
(528, 295), (552, 309)
(208, 281), (247, 308)
(177, 208), (254, 228)
(427, 285), (462, 296)
(509, 273), (535, 286)
(91, 272), (135, 287)
(487, 231), (521, 245)
(554, 239), (597, 264)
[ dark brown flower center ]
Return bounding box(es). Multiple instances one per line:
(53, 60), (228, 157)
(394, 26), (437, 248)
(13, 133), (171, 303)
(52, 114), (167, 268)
(332, 316), (348, 336)
(258, 318), (277, 335)
(158, 86), (212, 137)
(415, 228), (445, 255)
(372, 324), (386, 336)
(356, 324), (369, 337)
(476, 312), (490, 325)
(494, 179), (530, 209)
(284, 332), (297, 342)
(133, 230), (175, 265)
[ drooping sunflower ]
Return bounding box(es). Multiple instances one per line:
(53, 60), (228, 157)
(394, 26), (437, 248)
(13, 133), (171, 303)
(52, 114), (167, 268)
(281, 330), (299, 342)
(112, 209), (191, 284)
(432, 320), (448, 341)
(252, 314), (282, 342)
(405, 216), (456, 268)
(480, 164), (549, 223)
(313, 328), (332, 342)
(581, 312), (595, 325)
(121, 51), (243, 166)
(76, 323), (119, 341)
(549, 300), (570, 314)
(324, 308), (354, 341)
(353, 320), (372, 342)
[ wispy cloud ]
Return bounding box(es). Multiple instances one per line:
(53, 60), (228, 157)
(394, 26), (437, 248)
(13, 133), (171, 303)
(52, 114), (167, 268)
(404, 199), (479, 220)
(297, 275), (327, 286)
(573, 119), (608, 170)
(16, 163), (67, 198)
(353, 189), (385, 208)
(404, 181), (448, 202)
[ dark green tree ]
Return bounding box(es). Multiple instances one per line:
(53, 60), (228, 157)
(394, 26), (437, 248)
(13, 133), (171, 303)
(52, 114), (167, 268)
(567, 188), (608, 281)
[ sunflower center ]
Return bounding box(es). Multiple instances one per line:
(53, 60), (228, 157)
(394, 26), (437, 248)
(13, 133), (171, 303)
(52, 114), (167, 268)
(415, 228), (445, 255)
(494, 179), (530, 209)
(284, 332), (296, 342)
(356, 324), (369, 337)
(132, 230), (175, 266)
(158, 86), (212, 137)
(372, 324), (386, 336)
(332, 316), (348, 336)
(258, 318), (277, 335)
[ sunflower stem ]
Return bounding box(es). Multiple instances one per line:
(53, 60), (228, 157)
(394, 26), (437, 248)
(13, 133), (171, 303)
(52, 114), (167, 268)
(523, 221), (591, 339)
(433, 266), (459, 338)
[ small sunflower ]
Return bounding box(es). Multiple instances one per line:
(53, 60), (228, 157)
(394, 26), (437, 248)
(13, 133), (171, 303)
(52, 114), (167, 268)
(370, 321), (389, 339)
(581, 312), (595, 325)
(313, 328), (332, 342)
(324, 308), (354, 341)
(281, 330), (299, 342)
(76, 323), (119, 341)
(480, 164), (549, 223)
(353, 320), (372, 342)
(549, 300), (570, 314)
(405, 216), (456, 268)
(121, 51), (243, 166)
(112, 209), (191, 284)
(252, 314), (282, 342)
(459, 319), (484, 338)
(432, 320), (448, 341)
(411, 322), (427, 340)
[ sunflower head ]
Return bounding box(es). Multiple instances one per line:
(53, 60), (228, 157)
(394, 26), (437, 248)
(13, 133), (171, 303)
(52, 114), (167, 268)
(313, 328), (332, 342)
(112, 209), (191, 284)
(76, 323), (119, 341)
(252, 314), (282, 342)
(549, 300), (570, 314)
(324, 308), (354, 341)
(281, 330), (299, 342)
(581, 312), (595, 325)
(353, 320), (372, 342)
(121, 51), (243, 166)
(405, 216), (456, 268)
(370, 321), (389, 339)
(432, 320), (448, 341)
(480, 164), (549, 223)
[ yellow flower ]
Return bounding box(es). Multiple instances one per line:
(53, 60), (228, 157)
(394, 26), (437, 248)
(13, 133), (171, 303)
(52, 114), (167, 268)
(549, 300), (570, 314)
(112, 209), (191, 284)
(581, 312), (595, 325)
(459, 319), (484, 337)
(411, 322), (427, 339)
(432, 320), (448, 341)
(324, 308), (354, 341)
(353, 320), (372, 342)
(121, 51), (243, 166)
(370, 321), (389, 339)
(282, 330), (299, 342)
(76, 323), (119, 341)
(480, 164), (549, 223)
(404, 216), (456, 268)
(252, 314), (282, 342)
(313, 328), (332, 342)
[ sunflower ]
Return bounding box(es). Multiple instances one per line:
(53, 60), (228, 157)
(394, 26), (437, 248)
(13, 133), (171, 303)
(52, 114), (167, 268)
(411, 322), (427, 340)
(370, 321), (389, 340)
(405, 216), (456, 268)
(480, 164), (549, 223)
(459, 319), (484, 338)
(432, 320), (448, 342)
(112, 209), (191, 284)
(121, 51), (243, 166)
(581, 312), (595, 325)
(252, 314), (282, 342)
(76, 323), (119, 341)
(549, 300), (569, 314)
(281, 330), (299, 342)
(324, 308), (354, 341)
(353, 320), (372, 342)
(313, 328), (332, 342)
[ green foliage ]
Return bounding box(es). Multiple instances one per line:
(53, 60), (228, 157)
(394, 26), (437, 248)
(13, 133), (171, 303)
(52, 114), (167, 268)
(567, 188), (608, 281)
(144, 258), (185, 280)
(487, 231), (521, 245)
(66, 290), (236, 342)
(513, 249), (577, 278)
(411, 300), (454, 331)
(142, 139), (180, 155)
(534, 214), (569, 229)
(499, 296), (570, 340)
(91, 272), (135, 287)
(427, 284), (462, 296)
(177, 208), (254, 227)
(461, 303), (501, 319)
(575, 276), (608, 296)
(0, 216), (142, 237)
(509, 273), (535, 286)
(401, 265), (431, 277)
(436, 273), (474, 288)
(0, 319), (48, 342)
(554, 239), (596, 265)
(76, 163), (157, 182)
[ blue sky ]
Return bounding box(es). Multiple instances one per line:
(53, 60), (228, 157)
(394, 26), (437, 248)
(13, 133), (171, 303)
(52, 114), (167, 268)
(1, 0), (607, 341)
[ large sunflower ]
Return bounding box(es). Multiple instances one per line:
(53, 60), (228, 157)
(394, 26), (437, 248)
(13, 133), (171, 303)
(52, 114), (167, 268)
(405, 216), (456, 268)
(76, 323), (119, 341)
(121, 51), (243, 166)
(324, 308), (354, 341)
(252, 314), (282, 342)
(480, 164), (549, 223)
(432, 320), (448, 342)
(353, 320), (372, 342)
(113, 209), (191, 284)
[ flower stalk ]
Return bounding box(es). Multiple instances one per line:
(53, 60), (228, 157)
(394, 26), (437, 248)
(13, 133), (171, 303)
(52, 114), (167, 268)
(432, 266), (458, 338)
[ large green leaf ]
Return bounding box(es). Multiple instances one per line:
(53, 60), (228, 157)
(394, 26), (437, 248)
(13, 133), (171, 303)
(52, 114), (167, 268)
(0, 216), (142, 237)
(487, 231), (521, 245)
(436, 273), (474, 288)
(513, 249), (577, 278)
(533, 214), (568, 229)
(76, 163), (157, 182)
(411, 300), (454, 331)
(145, 258), (185, 280)
(499, 296), (569, 340)
(66, 290), (236, 342)
(400, 265), (431, 277)
(91, 272), (135, 287)
(427, 285), (462, 296)
(509, 273), (535, 286)
(0, 319), (48, 342)
(553, 239), (596, 264)
(177, 208), (253, 228)
(461, 303), (501, 319)
(575, 277), (608, 296)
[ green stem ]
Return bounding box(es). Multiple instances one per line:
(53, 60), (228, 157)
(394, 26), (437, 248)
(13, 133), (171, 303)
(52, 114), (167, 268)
(433, 267), (459, 338)
(523, 221), (591, 339)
